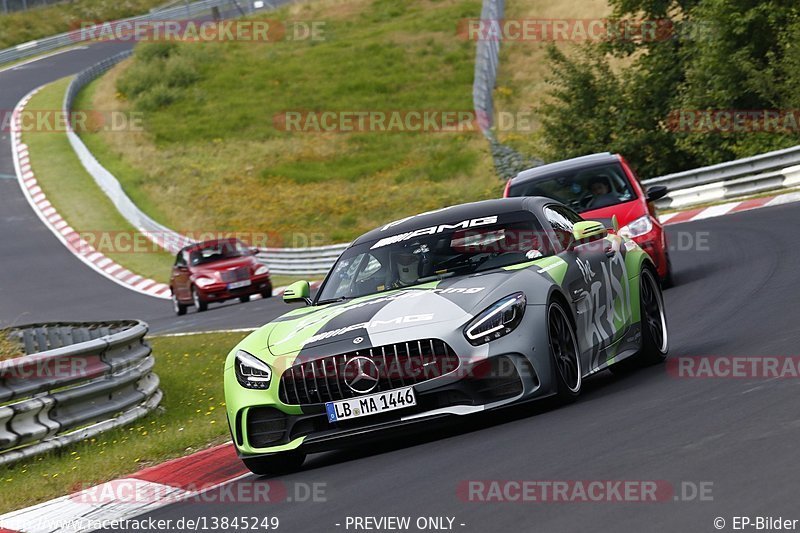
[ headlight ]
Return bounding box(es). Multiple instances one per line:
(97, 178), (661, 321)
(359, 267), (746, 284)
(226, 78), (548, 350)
(254, 265), (270, 276)
(195, 276), (216, 288)
(234, 350), (272, 389)
(618, 215), (653, 238)
(464, 292), (526, 345)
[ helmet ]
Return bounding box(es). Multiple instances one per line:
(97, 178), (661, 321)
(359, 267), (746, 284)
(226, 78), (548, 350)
(393, 252), (420, 286)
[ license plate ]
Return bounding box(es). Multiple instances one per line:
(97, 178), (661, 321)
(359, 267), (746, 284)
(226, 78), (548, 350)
(326, 386), (416, 423)
(227, 279), (252, 290)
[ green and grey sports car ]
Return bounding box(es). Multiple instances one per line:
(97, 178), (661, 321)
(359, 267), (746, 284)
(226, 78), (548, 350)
(224, 197), (668, 475)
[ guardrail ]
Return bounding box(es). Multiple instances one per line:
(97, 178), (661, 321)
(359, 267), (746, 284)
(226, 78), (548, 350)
(258, 244), (349, 276)
(64, 49), (344, 276)
(64, 50), (196, 255)
(0, 0), (268, 67)
(0, 321), (161, 465)
(642, 145), (800, 209)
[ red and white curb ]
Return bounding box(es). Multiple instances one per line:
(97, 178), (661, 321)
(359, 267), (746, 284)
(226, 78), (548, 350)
(11, 88), (173, 300)
(10, 88), (320, 303)
(0, 443), (245, 533)
(658, 191), (800, 226)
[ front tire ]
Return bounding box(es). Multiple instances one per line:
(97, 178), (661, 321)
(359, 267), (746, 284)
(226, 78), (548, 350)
(242, 451), (306, 476)
(192, 286), (208, 312)
(547, 300), (582, 402)
(172, 292), (187, 316)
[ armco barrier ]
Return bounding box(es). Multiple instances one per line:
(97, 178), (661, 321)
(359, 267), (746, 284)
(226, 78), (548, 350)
(57, 2), (342, 277)
(0, 321), (161, 465)
(258, 244), (349, 276)
(0, 0), (277, 68)
(642, 146), (800, 209)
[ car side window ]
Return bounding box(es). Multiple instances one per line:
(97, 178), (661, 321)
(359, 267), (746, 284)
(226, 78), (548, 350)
(544, 206), (575, 251)
(553, 205), (583, 225)
(175, 253), (186, 267)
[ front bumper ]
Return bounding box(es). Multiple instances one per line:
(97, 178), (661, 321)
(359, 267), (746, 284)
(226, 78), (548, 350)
(226, 305), (560, 458)
(197, 275), (273, 301)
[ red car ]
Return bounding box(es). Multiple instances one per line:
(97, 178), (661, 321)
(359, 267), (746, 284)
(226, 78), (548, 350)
(504, 152), (672, 284)
(170, 238), (273, 315)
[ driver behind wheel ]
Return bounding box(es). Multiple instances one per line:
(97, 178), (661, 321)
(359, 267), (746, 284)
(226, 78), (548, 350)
(587, 176), (619, 208)
(390, 251), (421, 288)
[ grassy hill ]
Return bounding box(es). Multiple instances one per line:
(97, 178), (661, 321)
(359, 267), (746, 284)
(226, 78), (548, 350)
(0, 0), (165, 50)
(77, 0), (610, 246)
(78, 0), (497, 245)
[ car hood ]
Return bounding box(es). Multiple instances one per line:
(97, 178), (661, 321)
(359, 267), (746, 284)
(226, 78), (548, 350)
(580, 198), (645, 228)
(263, 265), (556, 360)
(192, 256), (255, 275)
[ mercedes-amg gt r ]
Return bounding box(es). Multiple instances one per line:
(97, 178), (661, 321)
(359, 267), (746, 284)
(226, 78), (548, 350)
(224, 197), (669, 475)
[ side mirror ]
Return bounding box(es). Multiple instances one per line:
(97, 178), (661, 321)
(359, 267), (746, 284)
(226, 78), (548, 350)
(573, 220), (608, 242)
(248, 247), (259, 256)
(646, 185), (668, 202)
(283, 280), (311, 305)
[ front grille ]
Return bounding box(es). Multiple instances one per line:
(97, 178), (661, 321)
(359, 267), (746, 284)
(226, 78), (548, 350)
(220, 267), (250, 282)
(279, 339), (459, 406)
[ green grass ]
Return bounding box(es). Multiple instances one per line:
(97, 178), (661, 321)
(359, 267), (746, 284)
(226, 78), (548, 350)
(0, 331), (246, 513)
(0, 0), (167, 50)
(77, 0), (498, 245)
(24, 78), (176, 284)
(0, 331), (23, 361)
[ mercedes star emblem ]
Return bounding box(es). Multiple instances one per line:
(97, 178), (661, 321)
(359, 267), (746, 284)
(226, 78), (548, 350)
(343, 356), (380, 394)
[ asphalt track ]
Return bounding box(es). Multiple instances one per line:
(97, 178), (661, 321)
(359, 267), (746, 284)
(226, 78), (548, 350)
(4, 30), (800, 533)
(114, 203), (800, 532)
(0, 42), (288, 334)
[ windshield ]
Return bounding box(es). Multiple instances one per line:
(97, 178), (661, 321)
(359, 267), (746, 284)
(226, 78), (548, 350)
(317, 212), (550, 302)
(507, 162), (635, 213)
(189, 240), (248, 266)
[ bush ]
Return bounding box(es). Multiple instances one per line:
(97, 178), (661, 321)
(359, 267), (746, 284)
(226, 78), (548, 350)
(117, 43), (202, 111)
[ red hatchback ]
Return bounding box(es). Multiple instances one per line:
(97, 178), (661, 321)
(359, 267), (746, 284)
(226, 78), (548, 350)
(170, 238), (273, 315)
(504, 152), (672, 284)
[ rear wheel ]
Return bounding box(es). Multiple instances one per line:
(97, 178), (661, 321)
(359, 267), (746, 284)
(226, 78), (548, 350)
(242, 451), (306, 476)
(239, 295), (251, 303)
(547, 300), (581, 402)
(192, 286), (208, 312)
(172, 292), (187, 316)
(611, 267), (668, 373)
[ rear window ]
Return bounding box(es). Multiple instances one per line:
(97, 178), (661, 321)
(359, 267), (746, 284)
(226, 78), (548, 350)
(508, 162), (635, 213)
